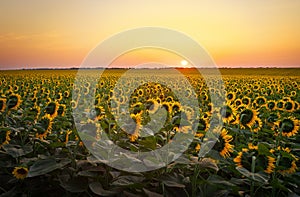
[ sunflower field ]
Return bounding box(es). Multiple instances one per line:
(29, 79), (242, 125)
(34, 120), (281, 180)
(0, 69), (300, 197)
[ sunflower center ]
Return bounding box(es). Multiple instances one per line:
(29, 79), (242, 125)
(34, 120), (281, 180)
(7, 95), (19, 109)
(279, 119), (294, 133)
(16, 168), (28, 175)
(284, 102), (293, 110)
(268, 102), (275, 109)
(278, 157), (293, 169)
(46, 102), (57, 115)
(240, 109), (254, 125)
(0, 100), (4, 109)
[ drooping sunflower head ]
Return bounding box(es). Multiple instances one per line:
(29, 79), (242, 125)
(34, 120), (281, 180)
(0, 129), (11, 148)
(274, 147), (299, 175)
(220, 104), (236, 123)
(274, 117), (299, 137)
(36, 114), (53, 139)
(57, 104), (66, 116)
(12, 166), (28, 180)
(145, 98), (160, 114)
(45, 101), (59, 118)
(194, 117), (210, 138)
(0, 98), (6, 112)
(7, 94), (22, 110)
(233, 147), (275, 174)
(238, 108), (258, 129)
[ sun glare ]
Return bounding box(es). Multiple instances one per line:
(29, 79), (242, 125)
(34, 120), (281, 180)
(181, 60), (188, 67)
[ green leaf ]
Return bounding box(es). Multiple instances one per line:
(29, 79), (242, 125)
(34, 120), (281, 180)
(162, 180), (185, 188)
(111, 176), (144, 187)
(197, 158), (219, 172)
(2, 144), (33, 158)
(235, 167), (269, 184)
(89, 182), (120, 196)
(138, 136), (157, 150)
(258, 143), (271, 156)
(28, 158), (70, 177)
(60, 177), (88, 193)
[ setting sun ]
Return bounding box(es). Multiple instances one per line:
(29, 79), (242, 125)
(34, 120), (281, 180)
(180, 60), (188, 67)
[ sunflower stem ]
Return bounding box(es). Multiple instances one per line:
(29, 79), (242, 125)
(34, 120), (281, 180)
(251, 156), (256, 197)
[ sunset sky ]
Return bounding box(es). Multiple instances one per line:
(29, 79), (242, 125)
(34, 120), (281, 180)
(0, 0), (300, 69)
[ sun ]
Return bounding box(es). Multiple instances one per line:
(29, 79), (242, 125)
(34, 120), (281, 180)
(180, 60), (188, 67)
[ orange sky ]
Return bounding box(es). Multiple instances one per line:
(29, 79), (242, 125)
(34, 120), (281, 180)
(0, 1), (300, 69)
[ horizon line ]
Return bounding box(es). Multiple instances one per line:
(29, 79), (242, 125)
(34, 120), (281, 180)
(1, 66), (300, 71)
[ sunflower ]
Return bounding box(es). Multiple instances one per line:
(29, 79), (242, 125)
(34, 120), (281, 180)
(36, 114), (53, 139)
(226, 92), (236, 103)
(7, 94), (22, 110)
(137, 88), (144, 97)
(237, 107), (259, 129)
(274, 147), (299, 175)
(70, 100), (78, 109)
(45, 101), (59, 119)
(212, 128), (234, 158)
(276, 100), (285, 110)
(266, 100), (276, 111)
(234, 98), (243, 108)
(12, 166), (28, 180)
(57, 104), (66, 116)
(233, 147), (276, 174)
(93, 106), (105, 121)
(161, 101), (172, 114)
(63, 90), (70, 98)
(252, 118), (263, 133)
(283, 100), (295, 112)
(220, 103), (236, 123)
(145, 98), (160, 114)
(0, 130), (11, 148)
(194, 117), (210, 138)
(274, 117), (299, 137)
(241, 96), (251, 107)
(255, 96), (267, 107)
(129, 113), (142, 142)
(171, 101), (181, 115)
(290, 90), (297, 97)
(0, 98), (6, 112)
(56, 92), (63, 101)
(265, 156), (276, 174)
(233, 148), (248, 168)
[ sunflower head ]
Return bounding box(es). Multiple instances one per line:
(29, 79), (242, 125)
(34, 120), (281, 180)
(0, 129), (11, 148)
(7, 94), (22, 110)
(12, 166), (28, 180)
(275, 118), (299, 137)
(57, 104), (66, 116)
(212, 128), (234, 158)
(226, 92), (236, 102)
(284, 100), (295, 112)
(36, 114), (53, 139)
(238, 108), (258, 129)
(0, 98), (6, 112)
(266, 100), (276, 111)
(45, 101), (59, 118)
